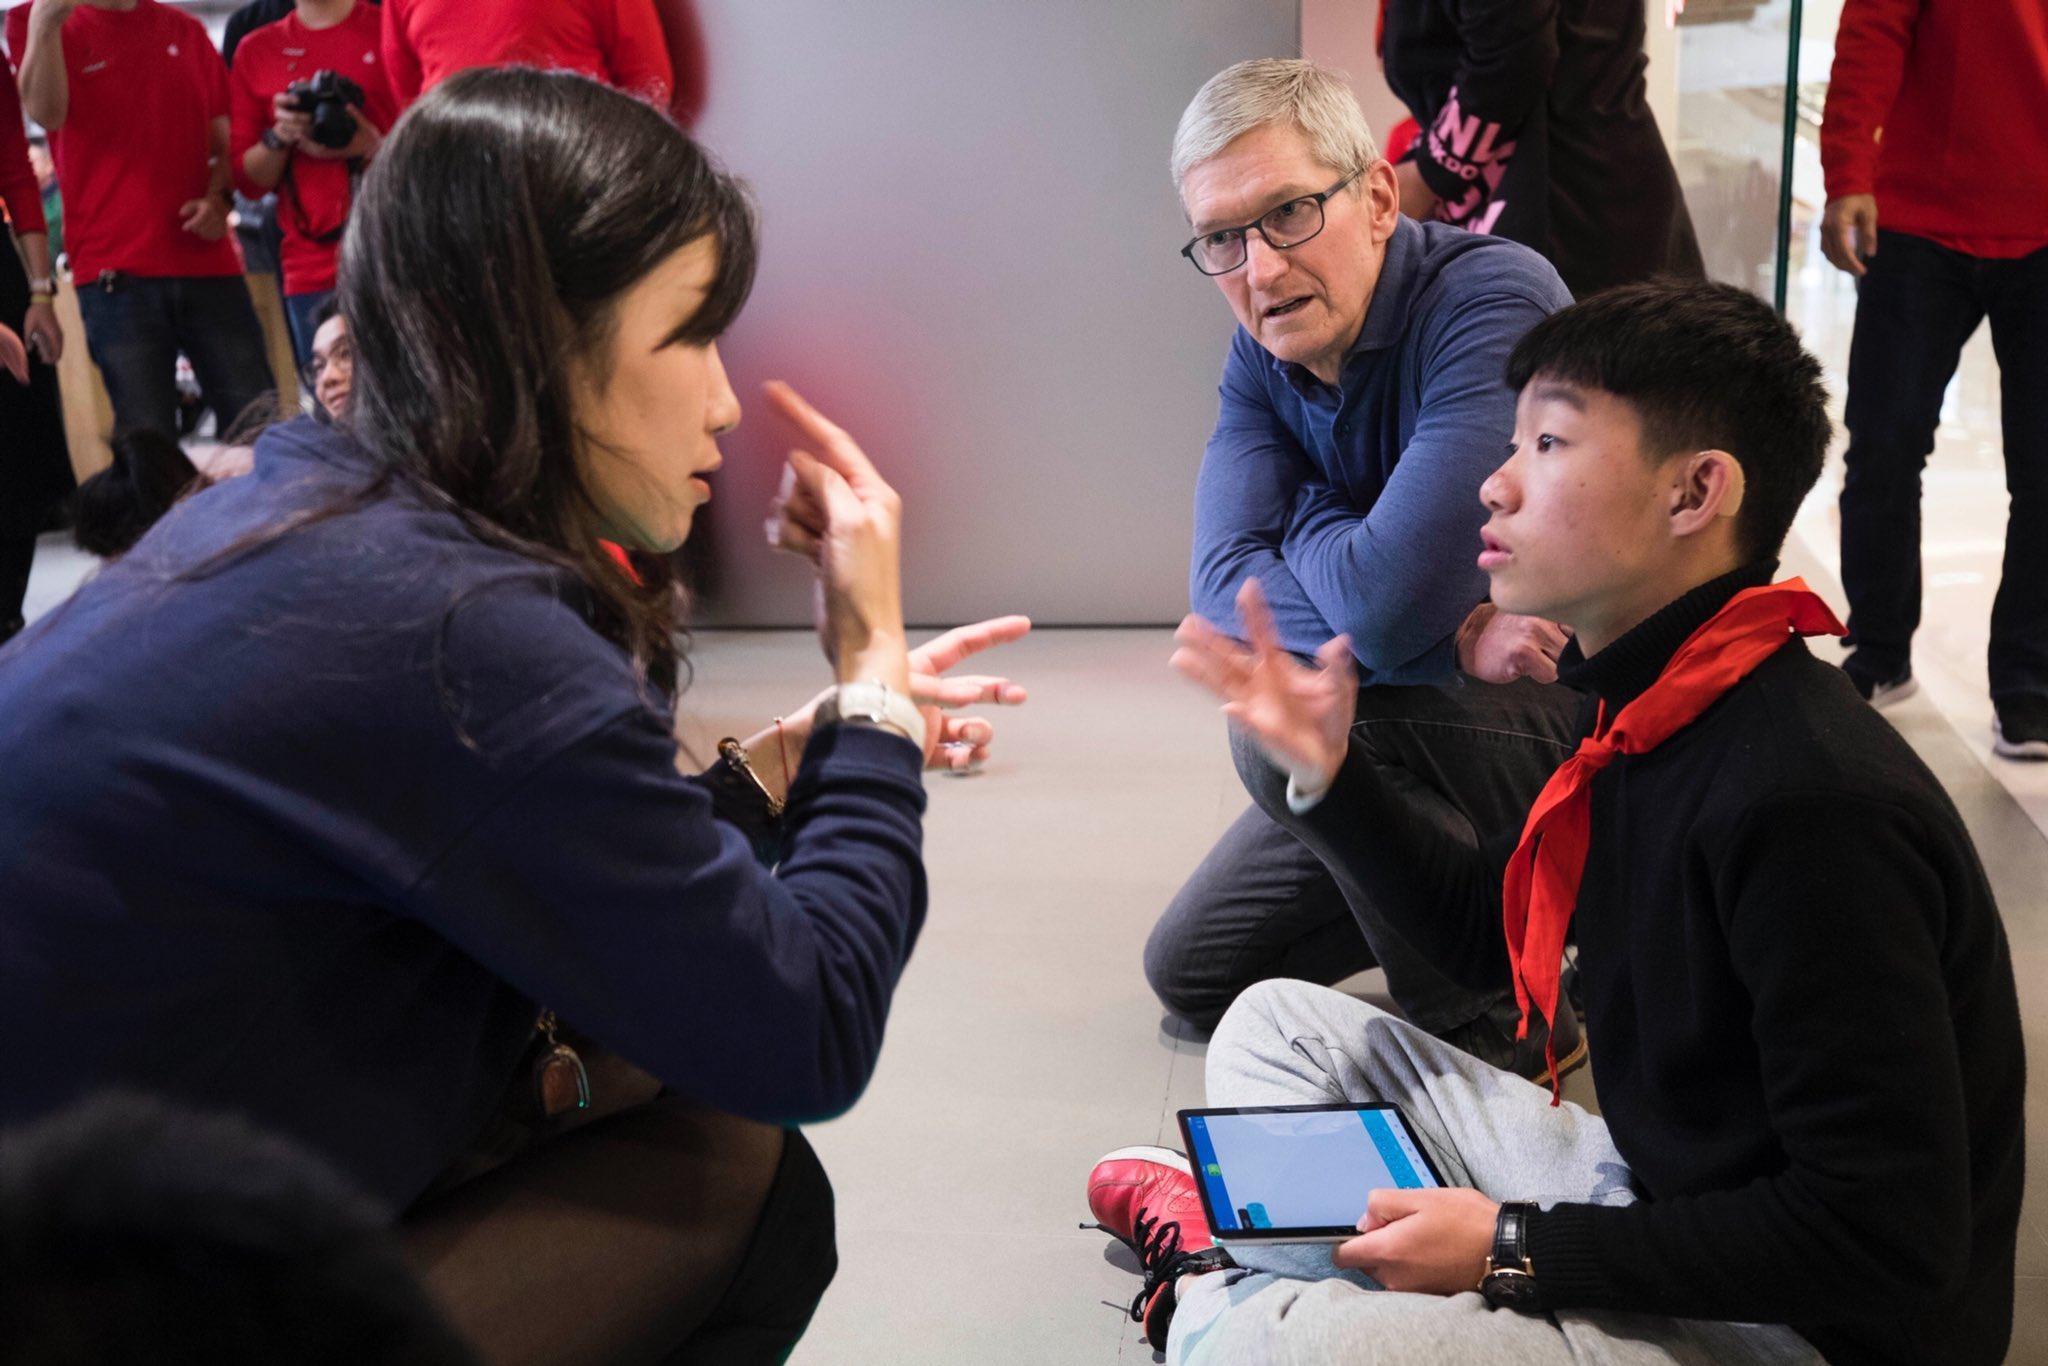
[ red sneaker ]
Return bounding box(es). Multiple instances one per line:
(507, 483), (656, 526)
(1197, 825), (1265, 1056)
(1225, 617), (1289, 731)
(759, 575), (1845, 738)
(1085, 1145), (1211, 1254)
(1082, 1146), (1229, 1347)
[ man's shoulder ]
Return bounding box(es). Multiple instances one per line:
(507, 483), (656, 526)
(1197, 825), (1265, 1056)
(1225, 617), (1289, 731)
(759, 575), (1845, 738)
(1411, 222), (1572, 314)
(155, 2), (228, 73)
(346, 1), (386, 42)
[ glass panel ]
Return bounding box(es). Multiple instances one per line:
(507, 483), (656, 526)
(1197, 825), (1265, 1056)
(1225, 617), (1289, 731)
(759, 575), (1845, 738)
(1667, 0), (1809, 305)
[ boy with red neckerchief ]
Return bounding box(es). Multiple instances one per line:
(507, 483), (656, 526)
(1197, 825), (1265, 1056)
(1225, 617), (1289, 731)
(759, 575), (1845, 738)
(1085, 280), (2024, 1365)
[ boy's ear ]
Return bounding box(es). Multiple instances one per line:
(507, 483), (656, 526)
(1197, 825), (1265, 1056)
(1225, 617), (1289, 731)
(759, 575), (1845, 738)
(1667, 449), (1745, 536)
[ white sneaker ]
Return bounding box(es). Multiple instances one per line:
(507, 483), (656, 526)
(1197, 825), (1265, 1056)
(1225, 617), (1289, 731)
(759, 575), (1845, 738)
(1993, 699), (2048, 760)
(1842, 657), (1917, 709)
(1867, 674), (1919, 710)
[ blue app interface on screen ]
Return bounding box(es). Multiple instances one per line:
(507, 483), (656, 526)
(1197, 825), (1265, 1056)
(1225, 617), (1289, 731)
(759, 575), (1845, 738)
(1184, 1109), (1438, 1232)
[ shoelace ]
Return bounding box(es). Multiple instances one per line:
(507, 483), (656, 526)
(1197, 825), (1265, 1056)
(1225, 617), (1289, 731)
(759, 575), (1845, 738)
(1124, 1206), (1207, 1323)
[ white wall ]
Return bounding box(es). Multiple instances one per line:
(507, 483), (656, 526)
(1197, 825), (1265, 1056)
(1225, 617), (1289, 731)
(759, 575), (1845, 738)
(691, 1), (1299, 627)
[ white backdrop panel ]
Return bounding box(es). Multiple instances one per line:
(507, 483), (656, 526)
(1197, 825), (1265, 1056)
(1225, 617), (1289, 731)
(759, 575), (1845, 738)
(690, 0), (1300, 626)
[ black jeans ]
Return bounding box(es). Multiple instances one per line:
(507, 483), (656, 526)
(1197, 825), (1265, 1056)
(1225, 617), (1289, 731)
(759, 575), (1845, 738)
(1145, 677), (1579, 1035)
(73, 273), (272, 443)
(0, 232), (71, 629)
(1840, 231), (2048, 703)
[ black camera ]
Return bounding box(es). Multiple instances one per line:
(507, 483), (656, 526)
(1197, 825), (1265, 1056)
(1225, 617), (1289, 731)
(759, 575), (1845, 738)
(284, 70), (366, 151)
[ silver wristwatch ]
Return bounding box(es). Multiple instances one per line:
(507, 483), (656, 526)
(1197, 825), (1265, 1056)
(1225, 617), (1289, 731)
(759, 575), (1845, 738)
(816, 679), (926, 752)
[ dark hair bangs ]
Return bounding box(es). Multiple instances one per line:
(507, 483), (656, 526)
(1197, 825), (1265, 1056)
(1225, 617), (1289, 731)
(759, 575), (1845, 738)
(673, 184), (757, 346)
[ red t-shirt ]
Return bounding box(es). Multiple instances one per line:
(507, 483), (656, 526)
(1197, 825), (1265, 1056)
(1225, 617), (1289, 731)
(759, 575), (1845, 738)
(0, 54), (46, 236)
(230, 2), (395, 296)
(5, 0), (242, 280)
(381, 0), (671, 111)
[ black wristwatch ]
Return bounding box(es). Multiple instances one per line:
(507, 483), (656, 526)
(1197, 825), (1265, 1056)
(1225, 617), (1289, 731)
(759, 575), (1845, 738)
(1479, 1201), (1543, 1312)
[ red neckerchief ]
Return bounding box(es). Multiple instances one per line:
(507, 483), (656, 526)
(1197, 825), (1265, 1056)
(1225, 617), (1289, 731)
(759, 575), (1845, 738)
(1502, 578), (1847, 1102)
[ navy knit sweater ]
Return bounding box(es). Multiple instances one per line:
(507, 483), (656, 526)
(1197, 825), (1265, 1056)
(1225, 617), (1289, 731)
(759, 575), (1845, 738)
(0, 418), (928, 1208)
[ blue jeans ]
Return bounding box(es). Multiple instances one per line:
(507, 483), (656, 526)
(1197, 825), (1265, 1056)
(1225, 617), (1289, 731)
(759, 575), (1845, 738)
(1840, 231), (2048, 702)
(284, 288), (335, 368)
(75, 273), (273, 443)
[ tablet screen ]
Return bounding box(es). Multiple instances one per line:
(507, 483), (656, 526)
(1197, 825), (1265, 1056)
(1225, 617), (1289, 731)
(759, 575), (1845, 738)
(1180, 1104), (1443, 1236)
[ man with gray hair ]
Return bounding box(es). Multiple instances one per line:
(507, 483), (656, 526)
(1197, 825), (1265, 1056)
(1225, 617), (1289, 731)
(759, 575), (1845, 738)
(1144, 58), (1578, 1075)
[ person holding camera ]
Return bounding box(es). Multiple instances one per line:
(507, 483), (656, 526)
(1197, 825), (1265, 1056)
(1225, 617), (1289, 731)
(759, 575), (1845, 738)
(231, 0), (394, 365)
(8, 0), (272, 444)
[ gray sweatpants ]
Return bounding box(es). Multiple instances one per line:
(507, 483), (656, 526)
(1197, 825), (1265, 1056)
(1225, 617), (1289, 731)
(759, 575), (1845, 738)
(1168, 981), (1822, 1365)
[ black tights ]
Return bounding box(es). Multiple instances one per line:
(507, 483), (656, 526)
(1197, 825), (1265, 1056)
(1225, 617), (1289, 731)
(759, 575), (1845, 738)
(401, 1100), (836, 1365)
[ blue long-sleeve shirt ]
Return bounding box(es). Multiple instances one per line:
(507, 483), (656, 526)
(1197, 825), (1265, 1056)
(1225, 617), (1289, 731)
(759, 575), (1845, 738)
(1190, 216), (1571, 682)
(0, 418), (928, 1209)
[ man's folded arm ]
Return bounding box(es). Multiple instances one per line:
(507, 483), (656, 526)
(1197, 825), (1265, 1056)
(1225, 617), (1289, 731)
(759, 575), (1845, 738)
(1280, 290), (1549, 680)
(1191, 329), (1341, 657)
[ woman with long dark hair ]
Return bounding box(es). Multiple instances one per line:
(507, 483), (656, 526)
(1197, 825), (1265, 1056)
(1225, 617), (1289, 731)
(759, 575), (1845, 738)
(0, 67), (1020, 1362)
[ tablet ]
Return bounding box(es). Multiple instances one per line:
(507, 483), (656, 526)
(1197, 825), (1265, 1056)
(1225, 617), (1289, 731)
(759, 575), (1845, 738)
(1176, 1103), (1450, 1244)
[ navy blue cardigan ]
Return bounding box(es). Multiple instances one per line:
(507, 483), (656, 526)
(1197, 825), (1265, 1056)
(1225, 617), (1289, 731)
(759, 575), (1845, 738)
(0, 419), (928, 1208)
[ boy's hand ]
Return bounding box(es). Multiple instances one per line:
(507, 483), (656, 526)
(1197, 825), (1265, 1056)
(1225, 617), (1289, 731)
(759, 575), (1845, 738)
(1172, 578), (1355, 793)
(1334, 1187), (1500, 1295)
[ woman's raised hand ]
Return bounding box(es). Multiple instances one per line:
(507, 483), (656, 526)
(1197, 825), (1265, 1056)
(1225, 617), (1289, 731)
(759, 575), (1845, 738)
(1171, 578), (1356, 793)
(908, 615), (1032, 772)
(762, 381), (910, 693)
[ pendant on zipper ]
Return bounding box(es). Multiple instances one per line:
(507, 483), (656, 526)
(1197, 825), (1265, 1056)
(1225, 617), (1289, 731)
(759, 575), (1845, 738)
(533, 1010), (591, 1118)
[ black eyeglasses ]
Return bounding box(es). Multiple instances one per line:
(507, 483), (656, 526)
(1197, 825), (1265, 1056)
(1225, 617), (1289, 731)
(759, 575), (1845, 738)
(1180, 172), (1361, 276)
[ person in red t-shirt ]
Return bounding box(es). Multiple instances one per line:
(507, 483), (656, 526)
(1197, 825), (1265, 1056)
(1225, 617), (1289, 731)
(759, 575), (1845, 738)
(230, 0), (395, 364)
(380, 0), (671, 112)
(10, 0), (273, 445)
(1819, 0), (2048, 757)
